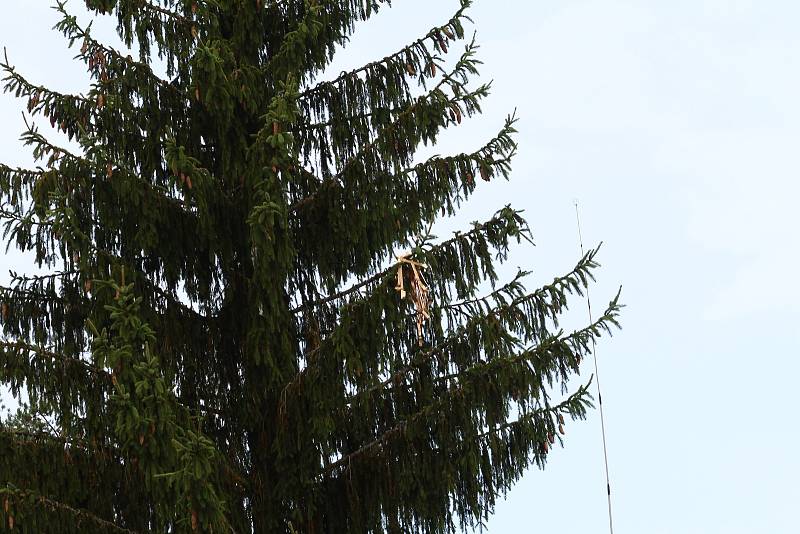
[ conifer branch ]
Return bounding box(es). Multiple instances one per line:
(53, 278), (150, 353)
(0, 427), (118, 455)
(396, 301), (620, 395)
(139, 0), (191, 24)
(0, 486), (141, 534)
(280, 211), (536, 418)
(290, 37), (484, 212)
(322, 385), (587, 477)
(436, 270), (529, 316)
(294, 82), (487, 134)
(0, 340), (110, 381)
(0, 162), (39, 184)
(6, 270), (76, 284)
(1, 52), (93, 108)
(298, 1), (472, 99)
(53, 2), (178, 93)
(2, 334), (222, 417)
(0, 206), (50, 229)
(473, 382), (593, 441)
(13, 127), (195, 212)
(290, 209), (527, 315)
(345, 248), (605, 404)
(294, 80), (492, 179)
(0, 285), (60, 303)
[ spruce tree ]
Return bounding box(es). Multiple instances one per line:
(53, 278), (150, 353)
(0, 1), (621, 532)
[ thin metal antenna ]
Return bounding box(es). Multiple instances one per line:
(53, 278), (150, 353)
(574, 200), (614, 534)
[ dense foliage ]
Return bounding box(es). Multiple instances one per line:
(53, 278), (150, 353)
(0, 1), (621, 532)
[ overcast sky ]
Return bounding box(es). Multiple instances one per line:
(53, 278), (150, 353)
(2, 1), (799, 532)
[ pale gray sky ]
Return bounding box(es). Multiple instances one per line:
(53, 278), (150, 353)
(2, 1), (799, 532)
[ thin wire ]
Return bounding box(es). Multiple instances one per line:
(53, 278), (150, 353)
(574, 201), (614, 534)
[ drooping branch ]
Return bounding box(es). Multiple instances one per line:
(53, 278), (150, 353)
(298, 0), (472, 100)
(321, 382), (593, 477)
(343, 248), (609, 405)
(0, 340), (109, 381)
(139, 0), (192, 24)
(368, 299), (620, 404)
(290, 207), (530, 315)
(290, 37), (484, 211)
(1, 49), (93, 115)
(0, 486), (142, 534)
(53, 2), (180, 93)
